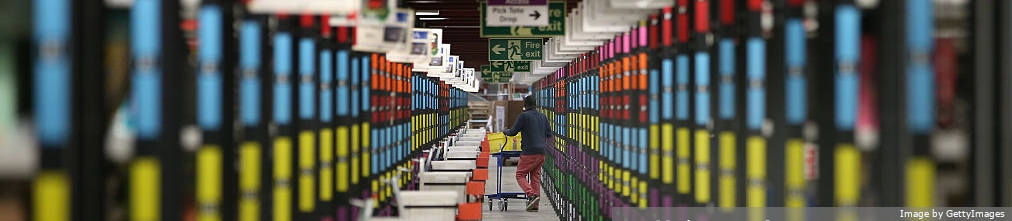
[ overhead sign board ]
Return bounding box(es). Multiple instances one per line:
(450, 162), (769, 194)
(487, 0), (547, 5)
(248, 0), (358, 14)
(485, 0), (549, 27)
(490, 61), (531, 72)
(480, 2), (565, 37)
(488, 38), (542, 61)
(483, 72), (512, 83)
(481, 65), (512, 83)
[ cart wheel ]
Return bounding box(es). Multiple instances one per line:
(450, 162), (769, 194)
(502, 200), (508, 211)
(488, 200), (493, 211)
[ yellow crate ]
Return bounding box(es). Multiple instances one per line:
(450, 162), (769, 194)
(487, 132), (523, 153)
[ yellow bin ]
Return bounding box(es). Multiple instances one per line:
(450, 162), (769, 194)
(486, 132), (523, 153)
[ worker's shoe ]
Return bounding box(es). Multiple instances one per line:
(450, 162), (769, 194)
(526, 195), (540, 212)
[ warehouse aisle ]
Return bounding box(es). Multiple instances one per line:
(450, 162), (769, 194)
(483, 157), (559, 221)
(6, 0), (1011, 221)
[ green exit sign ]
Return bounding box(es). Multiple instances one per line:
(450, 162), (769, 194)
(490, 61), (531, 72)
(481, 65), (513, 83)
(480, 2), (566, 38)
(489, 38), (543, 61)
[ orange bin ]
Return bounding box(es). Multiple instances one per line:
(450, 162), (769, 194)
(480, 139), (490, 152)
(466, 181), (485, 195)
(476, 157), (489, 168)
(471, 168), (488, 181)
(476, 152), (490, 168)
(465, 180), (486, 203)
(456, 202), (482, 221)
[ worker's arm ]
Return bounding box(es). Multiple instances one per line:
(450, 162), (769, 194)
(503, 113), (526, 136)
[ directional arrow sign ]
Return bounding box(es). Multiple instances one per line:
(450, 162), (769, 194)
(489, 61), (531, 72)
(486, 0), (547, 27)
(488, 39), (542, 61)
(486, 5), (549, 27)
(490, 61), (505, 71)
(486, 71), (513, 83)
(481, 64), (515, 83)
(491, 44), (506, 55)
(481, 2), (565, 37)
(487, 0), (546, 5)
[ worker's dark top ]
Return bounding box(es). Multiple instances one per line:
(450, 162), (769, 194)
(504, 108), (552, 155)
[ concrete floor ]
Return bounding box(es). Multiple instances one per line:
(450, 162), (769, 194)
(482, 156), (559, 221)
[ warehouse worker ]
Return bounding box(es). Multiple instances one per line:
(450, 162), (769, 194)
(503, 95), (552, 212)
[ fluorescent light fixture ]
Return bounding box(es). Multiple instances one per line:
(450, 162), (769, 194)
(430, 26), (480, 28)
(416, 10), (439, 16)
(419, 17), (448, 21)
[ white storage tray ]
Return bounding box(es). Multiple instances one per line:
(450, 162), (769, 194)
(399, 190), (459, 206)
(455, 140), (481, 146)
(430, 160), (476, 171)
(444, 151), (480, 159)
(447, 146), (480, 152)
(419, 185), (468, 204)
(418, 171), (470, 184)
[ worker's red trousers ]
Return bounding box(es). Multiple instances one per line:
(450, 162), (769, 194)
(516, 154), (546, 198)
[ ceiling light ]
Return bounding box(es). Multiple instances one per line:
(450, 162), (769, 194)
(416, 10), (439, 16)
(419, 17), (448, 21)
(430, 25), (480, 28)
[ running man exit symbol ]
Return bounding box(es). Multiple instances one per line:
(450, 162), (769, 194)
(488, 38), (542, 61)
